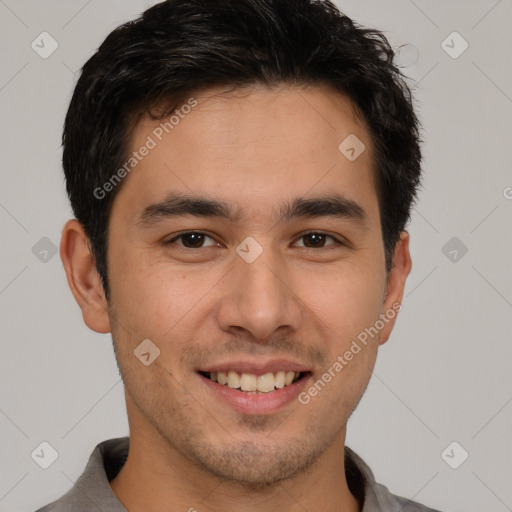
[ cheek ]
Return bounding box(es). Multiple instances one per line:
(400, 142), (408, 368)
(295, 265), (385, 404)
(108, 252), (223, 355)
(299, 264), (385, 339)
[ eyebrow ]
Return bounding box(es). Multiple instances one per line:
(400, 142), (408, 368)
(137, 192), (368, 228)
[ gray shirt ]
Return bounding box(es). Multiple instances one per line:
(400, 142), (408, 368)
(34, 437), (443, 512)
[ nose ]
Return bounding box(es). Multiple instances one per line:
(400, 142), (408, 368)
(215, 244), (303, 342)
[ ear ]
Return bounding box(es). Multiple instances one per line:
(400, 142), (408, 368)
(60, 219), (111, 334)
(379, 230), (412, 345)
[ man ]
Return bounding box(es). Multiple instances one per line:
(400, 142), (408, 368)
(36, 0), (444, 510)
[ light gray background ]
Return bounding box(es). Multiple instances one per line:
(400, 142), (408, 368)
(1, 1), (511, 511)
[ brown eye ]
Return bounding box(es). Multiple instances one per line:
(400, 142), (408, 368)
(164, 232), (218, 249)
(294, 232), (342, 249)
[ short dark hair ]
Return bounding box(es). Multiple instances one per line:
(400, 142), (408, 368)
(63, 0), (422, 300)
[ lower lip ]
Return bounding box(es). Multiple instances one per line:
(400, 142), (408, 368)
(199, 373), (311, 415)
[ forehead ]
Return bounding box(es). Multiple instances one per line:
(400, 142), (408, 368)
(111, 83), (379, 225)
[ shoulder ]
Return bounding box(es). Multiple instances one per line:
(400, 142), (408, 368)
(32, 489), (75, 512)
(377, 482), (446, 512)
(345, 446), (446, 512)
(32, 437), (129, 512)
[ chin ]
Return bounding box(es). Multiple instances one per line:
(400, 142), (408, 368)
(182, 434), (328, 488)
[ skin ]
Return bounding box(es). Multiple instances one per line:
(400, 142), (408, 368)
(60, 83), (412, 512)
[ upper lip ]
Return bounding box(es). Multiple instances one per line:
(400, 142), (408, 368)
(197, 359), (311, 375)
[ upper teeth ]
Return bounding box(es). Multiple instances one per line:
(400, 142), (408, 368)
(210, 371), (299, 393)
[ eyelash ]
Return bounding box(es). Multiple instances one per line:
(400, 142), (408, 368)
(163, 231), (345, 250)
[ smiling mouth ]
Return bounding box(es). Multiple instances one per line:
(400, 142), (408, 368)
(199, 371), (309, 394)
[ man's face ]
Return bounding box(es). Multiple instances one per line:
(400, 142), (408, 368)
(103, 84), (405, 485)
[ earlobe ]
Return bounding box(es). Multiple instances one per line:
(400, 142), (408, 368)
(60, 219), (111, 334)
(379, 230), (412, 345)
